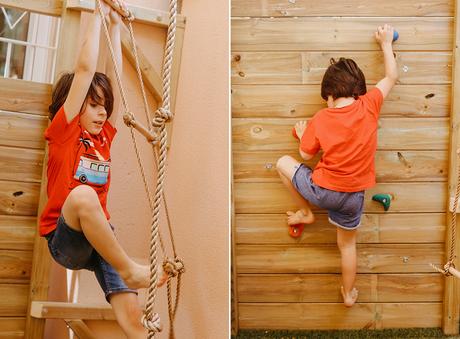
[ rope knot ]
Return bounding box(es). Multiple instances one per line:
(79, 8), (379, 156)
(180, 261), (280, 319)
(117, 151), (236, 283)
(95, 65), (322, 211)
(123, 111), (135, 127)
(163, 257), (185, 277)
(141, 312), (163, 332)
(109, 0), (135, 22)
(444, 260), (456, 276)
(152, 107), (173, 128)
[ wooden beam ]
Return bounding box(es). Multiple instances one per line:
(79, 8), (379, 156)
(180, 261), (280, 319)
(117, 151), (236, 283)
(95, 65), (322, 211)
(0, 0), (62, 16)
(239, 303), (442, 330)
(232, 17), (453, 51)
(65, 320), (97, 339)
(443, 0), (460, 335)
(120, 25), (162, 103)
(231, 0), (454, 17)
(237, 273), (443, 303)
(167, 23), (185, 150)
(232, 84), (451, 118)
(232, 118), (449, 152)
(235, 213), (446, 245)
(0, 78), (51, 115)
(66, 0), (186, 28)
(31, 301), (115, 320)
(233, 150), (447, 183)
(236, 244), (444, 274)
(231, 51), (452, 85)
(235, 182), (447, 214)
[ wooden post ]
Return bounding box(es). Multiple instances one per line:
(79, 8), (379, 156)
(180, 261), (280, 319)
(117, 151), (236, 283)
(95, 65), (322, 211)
(231, 167), (239, 336)
(0, 0), (62, 16)
(66, 0), (186, 28)
(443, 0), (460, 335)
(24, 3), (81, 338)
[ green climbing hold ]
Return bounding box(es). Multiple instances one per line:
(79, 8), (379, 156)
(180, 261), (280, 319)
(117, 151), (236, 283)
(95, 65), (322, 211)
(372, 193), (392, 211)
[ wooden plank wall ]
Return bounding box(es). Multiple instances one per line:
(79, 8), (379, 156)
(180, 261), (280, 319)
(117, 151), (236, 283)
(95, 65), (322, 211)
(0, 76), (50, 337)
(231, 0), (454, 331)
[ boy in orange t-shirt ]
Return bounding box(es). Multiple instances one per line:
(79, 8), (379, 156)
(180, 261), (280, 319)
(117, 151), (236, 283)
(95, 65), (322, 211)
(39, 2), (165, 336)
(277, 24), (398, 307)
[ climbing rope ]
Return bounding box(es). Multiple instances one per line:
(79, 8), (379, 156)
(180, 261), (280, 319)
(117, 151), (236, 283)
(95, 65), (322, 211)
(141, 0), (183, 337)
(95, 0), (184, 337)
(431, 151), (460, 278)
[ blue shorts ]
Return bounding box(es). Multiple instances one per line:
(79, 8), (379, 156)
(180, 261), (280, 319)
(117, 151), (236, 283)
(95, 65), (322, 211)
(292, 164), (365, 230)
(45, 215), (137, 302)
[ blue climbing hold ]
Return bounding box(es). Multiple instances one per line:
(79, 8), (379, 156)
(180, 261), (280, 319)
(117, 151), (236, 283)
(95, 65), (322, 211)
(393, 30), (399, 42)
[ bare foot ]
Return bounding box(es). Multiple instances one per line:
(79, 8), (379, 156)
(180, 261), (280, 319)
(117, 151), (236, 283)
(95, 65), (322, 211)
(120, 263), (150, 289)
(286, 209), (315, 225)
(341, 286), (358, 307)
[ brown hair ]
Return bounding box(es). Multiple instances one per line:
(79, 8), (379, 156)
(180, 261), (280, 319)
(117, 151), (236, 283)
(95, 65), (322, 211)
(320, 58), (366, 101)
(48, 72), (114, 121)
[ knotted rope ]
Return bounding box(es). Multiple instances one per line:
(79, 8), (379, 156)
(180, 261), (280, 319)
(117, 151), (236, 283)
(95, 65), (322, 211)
(142, 0), (180, 337)
(431, 151), (460, 278)
(103, 0), (135, 21)
(95, 0), (184, 337)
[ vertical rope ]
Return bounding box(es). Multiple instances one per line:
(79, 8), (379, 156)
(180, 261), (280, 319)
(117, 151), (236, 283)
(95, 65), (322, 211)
(142, 0), (178, 337)
(431, 153), (460, 275)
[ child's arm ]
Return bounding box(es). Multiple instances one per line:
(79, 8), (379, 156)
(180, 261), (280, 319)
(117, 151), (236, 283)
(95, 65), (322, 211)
(96, 27), (108, 73)
(106, 6), (123, 126)
(375, 24), (399, 99)
(63, 3), (110, 122)
(294, 121), (315, 161)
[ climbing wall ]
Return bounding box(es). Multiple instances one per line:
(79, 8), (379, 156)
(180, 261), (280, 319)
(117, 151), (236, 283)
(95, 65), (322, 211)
(0, 77), (49, 336)
(232, 0), (453, 330)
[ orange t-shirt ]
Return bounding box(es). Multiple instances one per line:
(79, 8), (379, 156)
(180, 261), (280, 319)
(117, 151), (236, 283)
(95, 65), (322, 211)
(300, 87), (383, 192)
(39, 106), (117, 236)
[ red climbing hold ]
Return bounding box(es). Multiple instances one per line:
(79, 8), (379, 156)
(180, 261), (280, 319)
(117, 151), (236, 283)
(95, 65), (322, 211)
(288, 223), (304, 238)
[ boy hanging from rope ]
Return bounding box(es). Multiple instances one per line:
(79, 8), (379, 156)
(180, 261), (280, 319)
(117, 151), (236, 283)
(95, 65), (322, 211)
(277, 24), (398, 307)
(39, 1), (166, 337)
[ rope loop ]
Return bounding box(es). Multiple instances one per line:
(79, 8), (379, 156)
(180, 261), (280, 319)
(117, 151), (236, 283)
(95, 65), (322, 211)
(152, 107), (173, 128)
(103, 0), (135, 22)
(123, 111), (135, 127)
(163, 257), (185, 277)
(141, 312), (163, 332)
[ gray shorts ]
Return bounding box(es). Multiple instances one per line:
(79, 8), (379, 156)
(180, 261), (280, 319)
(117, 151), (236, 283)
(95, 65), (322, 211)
(292, 164), (365, 230)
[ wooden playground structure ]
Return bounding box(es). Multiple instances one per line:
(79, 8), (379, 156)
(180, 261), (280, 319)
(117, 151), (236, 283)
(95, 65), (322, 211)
(231, 0), (460, 335)
(0, 0), (184, 337)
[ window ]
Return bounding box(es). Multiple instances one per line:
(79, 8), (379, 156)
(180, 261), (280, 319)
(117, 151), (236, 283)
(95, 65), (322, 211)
(0, 5), (60, 83)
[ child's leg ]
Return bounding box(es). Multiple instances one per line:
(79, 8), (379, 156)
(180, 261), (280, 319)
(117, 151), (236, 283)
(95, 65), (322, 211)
(276, 155), (314, 224)
(337, 227), (358, 307)
(61, 185), (149, 289)
(110, 292), (147, 339)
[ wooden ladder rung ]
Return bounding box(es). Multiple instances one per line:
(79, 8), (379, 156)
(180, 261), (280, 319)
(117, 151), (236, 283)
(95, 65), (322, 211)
(30, 301), (115, 320)
(65, 320), (97, 339)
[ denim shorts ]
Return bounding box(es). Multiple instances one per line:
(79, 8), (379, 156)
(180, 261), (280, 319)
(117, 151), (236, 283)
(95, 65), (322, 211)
(292, 164), (365, 230)
(45, 215), (137, 302)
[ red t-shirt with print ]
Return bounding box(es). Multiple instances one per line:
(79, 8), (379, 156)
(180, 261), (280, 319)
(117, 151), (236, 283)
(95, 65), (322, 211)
(300, 87), (384, 192)
(39, 106), (117, 236)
